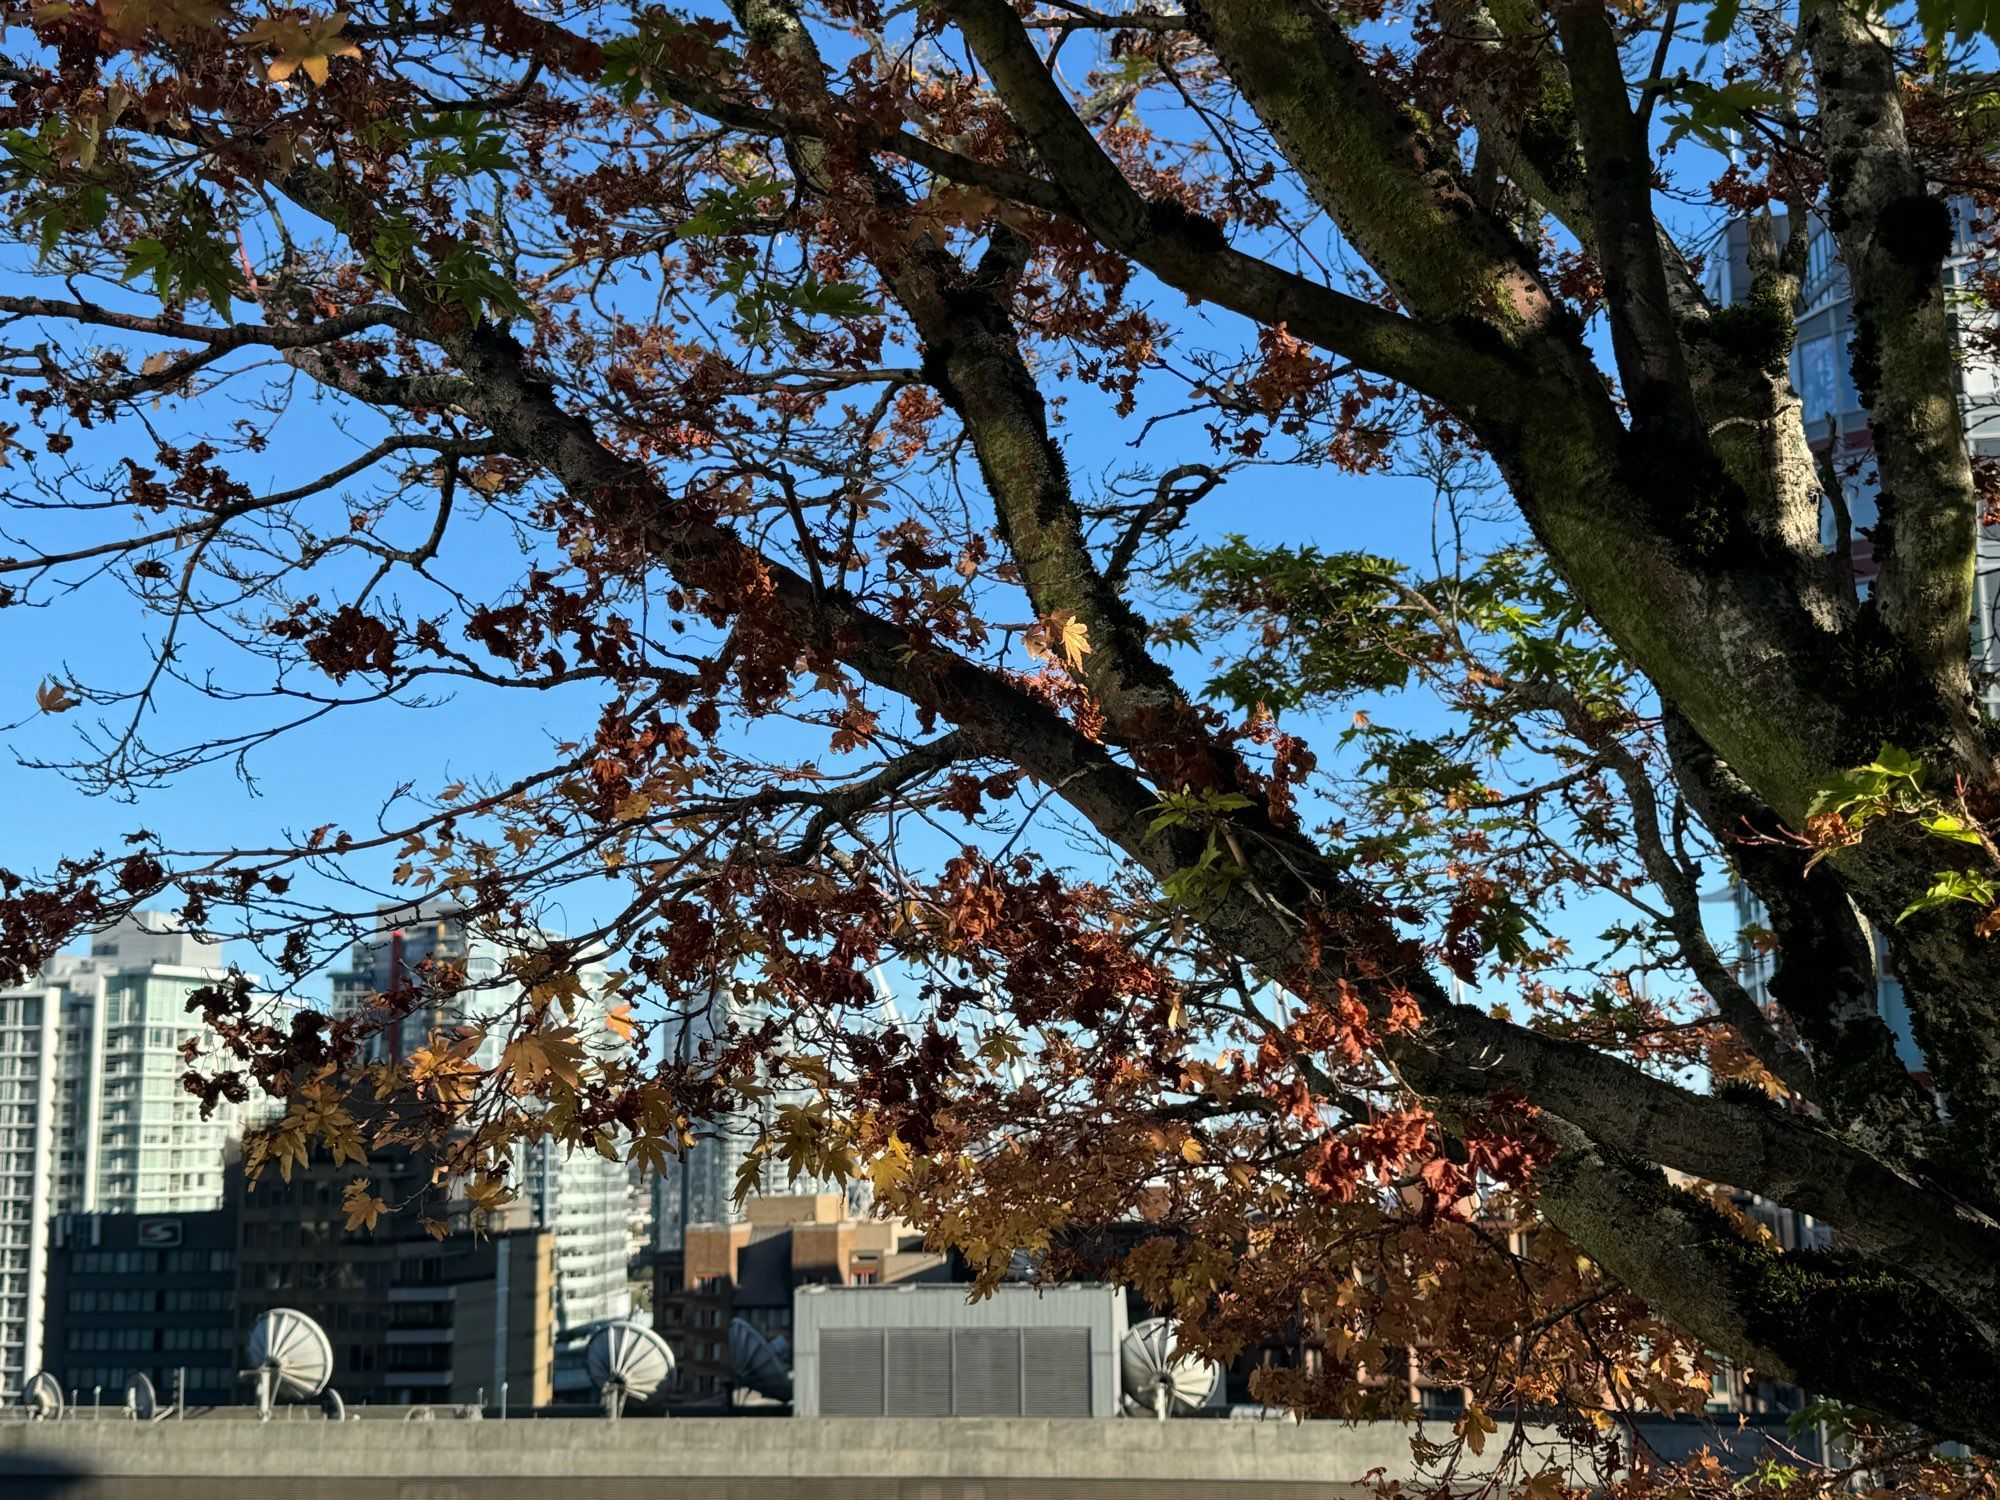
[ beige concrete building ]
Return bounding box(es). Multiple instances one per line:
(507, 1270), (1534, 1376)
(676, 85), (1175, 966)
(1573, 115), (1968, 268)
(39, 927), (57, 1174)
(653, 1193), (949, 1403)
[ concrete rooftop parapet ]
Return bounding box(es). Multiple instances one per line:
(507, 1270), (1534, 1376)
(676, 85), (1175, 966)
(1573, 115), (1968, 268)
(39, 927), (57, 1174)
(0, 1414), (1548, 1495)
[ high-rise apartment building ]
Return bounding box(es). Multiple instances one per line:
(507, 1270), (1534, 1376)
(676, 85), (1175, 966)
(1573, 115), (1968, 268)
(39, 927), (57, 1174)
(329, 905), (632, 1343)
(1707, 205), (2000, 715)
(0, 911), (251, 1398)
(652, 982), (857, 1253)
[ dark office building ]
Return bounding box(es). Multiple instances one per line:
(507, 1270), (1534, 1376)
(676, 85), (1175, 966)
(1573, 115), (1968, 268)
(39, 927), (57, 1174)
(232, 1147), (555, 1408)
(42, 1209), (237, 1406)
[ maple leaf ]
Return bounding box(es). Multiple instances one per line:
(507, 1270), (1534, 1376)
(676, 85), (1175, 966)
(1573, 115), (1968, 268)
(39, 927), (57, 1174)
(269, 1124), (309, 1183)
(500, 1027), (585, 1092)
(465, 1173), (516, 1213)
(341, 1178), (384, 1233)
(1024, 610), (1092, 672)
(1454, 1402), (1497, 1457)
(604, 1002), (636, 1042)
(865, 1134), (912, 1196)
(242, 10), (362, 86)
(405, 1031), (483, 1107)
(35, 680), (79, 714)
(628, 1135), (673, 1178)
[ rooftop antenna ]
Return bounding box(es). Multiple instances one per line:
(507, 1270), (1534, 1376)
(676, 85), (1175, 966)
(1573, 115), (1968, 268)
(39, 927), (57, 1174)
(244, 1307), (336, 1421)
(23, 1371), (62, 1421)
(1119, 1319), (1221, 1421)
(123, 1372), (160, 1422)
(585, 1320), (675, 1420)
(728, 1317), (793, 1403)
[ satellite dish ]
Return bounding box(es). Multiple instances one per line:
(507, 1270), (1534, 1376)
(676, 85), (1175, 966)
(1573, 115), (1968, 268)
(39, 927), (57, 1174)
(321, 1388), (346, 1423)
(245, 1307), (334, 1421)
(24, 1371), (63, 1420)
(123, 1372), (157, 1420)
(728, 1317), (793, 1402)
(585, 1320), (675, 1419)
(1120, 1318), (1221, 1420)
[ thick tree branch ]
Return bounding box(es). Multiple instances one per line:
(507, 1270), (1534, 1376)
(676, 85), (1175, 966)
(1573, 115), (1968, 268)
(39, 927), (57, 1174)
(1808, 4), (1979, 678)
(1548, 0), (1701, 447)
(1664, 708), (1945, 1172)
(1532, 1114), (2000, 1451)
(1181, 0), (1556, 336)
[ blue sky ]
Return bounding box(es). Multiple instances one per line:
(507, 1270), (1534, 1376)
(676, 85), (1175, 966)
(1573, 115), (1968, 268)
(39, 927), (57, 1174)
(0, 6), (1754, 1010)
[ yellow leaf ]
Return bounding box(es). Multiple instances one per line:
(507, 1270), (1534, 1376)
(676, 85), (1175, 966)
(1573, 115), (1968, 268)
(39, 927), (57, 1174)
(1024, 610), (1092, 673)
(243, 11), (362, 89)
(1455, 1403), (1497, 1457)
(465, 1173), (515, 1213)
(501, 1027), (585, 1092)
(604, 1002), (636, 1042)
(341, 1179), (384, 1233)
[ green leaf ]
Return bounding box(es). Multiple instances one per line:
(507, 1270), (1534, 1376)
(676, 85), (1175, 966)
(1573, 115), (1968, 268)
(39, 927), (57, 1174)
(117, 197), (243, 321)
(1919, 813), (1985, 846)
(676, 176), (790, 239)
(435, 241), (532, 324)
(1898, 868), (1997, 922)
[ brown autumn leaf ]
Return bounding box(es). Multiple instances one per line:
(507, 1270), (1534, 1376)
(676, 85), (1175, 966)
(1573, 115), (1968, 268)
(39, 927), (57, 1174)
(35, 679), (79, 714)
(340, 1179), (384, 1233)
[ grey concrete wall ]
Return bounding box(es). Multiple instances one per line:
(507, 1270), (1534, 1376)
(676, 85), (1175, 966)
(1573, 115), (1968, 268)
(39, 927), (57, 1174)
(0, 1414), (1534, 1495)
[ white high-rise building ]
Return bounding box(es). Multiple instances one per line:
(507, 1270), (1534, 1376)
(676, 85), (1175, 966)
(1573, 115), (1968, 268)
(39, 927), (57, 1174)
(329, 905), (633, 1341)
(652, 982), (858, 1251)
(0, 911), (251, 1398)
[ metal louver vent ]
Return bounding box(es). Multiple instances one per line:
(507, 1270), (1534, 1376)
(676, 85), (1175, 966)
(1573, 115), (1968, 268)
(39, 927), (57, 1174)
(885, 1329), (950, 1416)
(1023, 1328), (1091, 1416)
(951, 1329), (1022, 1417)
(820, 1329), (885, 1416)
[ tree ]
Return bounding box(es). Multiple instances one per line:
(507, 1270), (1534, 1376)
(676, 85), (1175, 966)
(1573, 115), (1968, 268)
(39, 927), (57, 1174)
(4, 0), (2000, 1481)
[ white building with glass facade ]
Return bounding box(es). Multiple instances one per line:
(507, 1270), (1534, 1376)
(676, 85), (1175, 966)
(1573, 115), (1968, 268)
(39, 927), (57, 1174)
(0, 911), (252, 1398)
(328, 905), (633, 1343)
(652, 980), (860, 1252)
